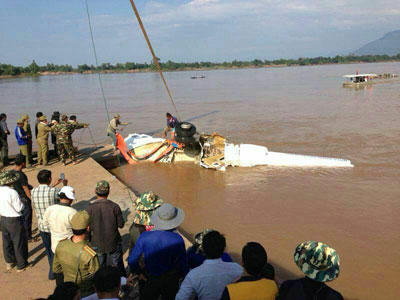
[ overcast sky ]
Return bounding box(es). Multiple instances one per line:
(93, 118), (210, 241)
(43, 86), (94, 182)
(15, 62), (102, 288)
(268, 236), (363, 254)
(1, 0), (399, 66)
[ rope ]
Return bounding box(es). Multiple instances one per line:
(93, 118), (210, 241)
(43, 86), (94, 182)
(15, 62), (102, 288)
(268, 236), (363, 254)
(128, 0), (182, 121)
(84, 0), (134, 202)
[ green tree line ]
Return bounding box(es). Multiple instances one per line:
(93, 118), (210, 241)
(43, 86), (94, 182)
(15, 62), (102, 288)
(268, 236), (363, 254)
(1, 54), (400, 76)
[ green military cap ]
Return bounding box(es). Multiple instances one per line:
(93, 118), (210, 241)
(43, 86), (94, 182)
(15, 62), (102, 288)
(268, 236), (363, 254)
(114, 114), (120, 118)
(17, 118), (24, 124)
(0, 171), (19, 186)
(95, 180), (110, 194)
(22, 114), (30, 121)
(39, 115), (47, 121)
(133, 191), (163, 225)
(61, 114), (68, 120)
(294, 241), (340, 283)
(71, 211), (92, 230)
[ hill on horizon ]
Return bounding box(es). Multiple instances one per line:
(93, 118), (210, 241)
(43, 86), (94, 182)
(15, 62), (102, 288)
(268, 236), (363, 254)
(354, 30), (400, 56)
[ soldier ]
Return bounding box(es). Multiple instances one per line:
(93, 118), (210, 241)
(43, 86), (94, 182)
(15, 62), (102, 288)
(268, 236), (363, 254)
(52, 211), (100, 297)
(21, 114), (33, 164)
(37, 115), (53, 166)
(52, 115), (88, 166)
(69, 115), (89, 148)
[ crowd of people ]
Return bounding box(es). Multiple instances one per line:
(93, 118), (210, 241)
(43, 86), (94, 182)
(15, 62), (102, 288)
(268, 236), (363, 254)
(1, 112), (344, 299)
(0, 112), (88, 169)
(0, 160), (344, 300)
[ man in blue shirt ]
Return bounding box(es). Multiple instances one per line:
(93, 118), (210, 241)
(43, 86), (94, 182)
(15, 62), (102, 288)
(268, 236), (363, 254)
(15, 119), (30, 167)
(128, 203), (188, 300)
(163, 113), (178, 139)
(176, 231), (243, 300)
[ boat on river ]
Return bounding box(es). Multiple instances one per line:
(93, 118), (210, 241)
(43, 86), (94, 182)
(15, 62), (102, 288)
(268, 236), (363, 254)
(117, 131), (354, 171)
(342, 74), (377, 88)
(190, 75), (205, 79)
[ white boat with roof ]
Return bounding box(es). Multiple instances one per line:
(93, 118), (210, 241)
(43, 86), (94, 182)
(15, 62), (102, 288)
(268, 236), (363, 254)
(342, 74), (377, 88)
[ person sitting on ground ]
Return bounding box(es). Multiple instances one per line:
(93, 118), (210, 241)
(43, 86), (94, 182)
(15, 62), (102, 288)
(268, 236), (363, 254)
(220, 242), (278, 300)
(163, 112), (178, 139)
(53, 211), (100, 298)
(47, 282), (81, 300)
(128, 191), (163, 252)
(107, 114), (128, 151)
(10, 154), (35, 243)
(187, 228), (233, 269)
(82, 266), (121, 300)
(86, 181), (126, 277)
(176, 230), (243, 300)
(276, 241), (343, 300)
(0, 171), (29, 272)
(15, 118), (31, 167)
(128, 203), (188, 300)
(31, 169), (68, 280)
(42, 186), (77, 253)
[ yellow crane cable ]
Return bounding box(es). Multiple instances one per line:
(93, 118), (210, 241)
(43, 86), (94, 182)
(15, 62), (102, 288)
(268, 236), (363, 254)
(128, 0), (182, 121)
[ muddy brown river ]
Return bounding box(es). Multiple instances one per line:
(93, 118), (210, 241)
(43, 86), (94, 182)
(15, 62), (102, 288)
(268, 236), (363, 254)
(1, 62), (400, 299)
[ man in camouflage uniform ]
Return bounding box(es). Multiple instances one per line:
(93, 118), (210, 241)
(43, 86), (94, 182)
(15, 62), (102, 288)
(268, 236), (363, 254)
(21, 115), (33, 164)
(53, 211), (99, 297)
(52, 115), (87, 166)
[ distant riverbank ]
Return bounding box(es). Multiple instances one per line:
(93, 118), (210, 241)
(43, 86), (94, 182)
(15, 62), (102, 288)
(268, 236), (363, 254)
(1, 59), (400, 80)
(1, 54), (399, 79)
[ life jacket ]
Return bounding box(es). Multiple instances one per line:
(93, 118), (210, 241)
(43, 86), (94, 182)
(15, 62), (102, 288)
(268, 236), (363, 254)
(227, 278), (278, 300)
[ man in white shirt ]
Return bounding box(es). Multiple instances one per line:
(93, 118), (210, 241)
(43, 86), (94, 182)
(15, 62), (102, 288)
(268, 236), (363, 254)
(0, 171), (29, 272)
(176, 231), (243, 300)
(31, 169), (67, 280)
(42, 186), (77, 253)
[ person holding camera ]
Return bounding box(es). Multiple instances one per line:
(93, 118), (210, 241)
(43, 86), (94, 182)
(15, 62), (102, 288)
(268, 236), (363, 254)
(31, 170), (68, 280)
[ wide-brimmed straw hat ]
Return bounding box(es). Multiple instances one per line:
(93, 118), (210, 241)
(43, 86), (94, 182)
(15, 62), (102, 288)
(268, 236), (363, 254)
(0, 171), (19, 186)
(133, 191), (163, 225)
(150, 203), (185, 230)
(294, 241), (340, 282)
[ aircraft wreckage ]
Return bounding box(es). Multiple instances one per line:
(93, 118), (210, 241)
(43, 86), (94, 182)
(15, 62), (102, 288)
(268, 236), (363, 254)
(116, 122), (353, 171)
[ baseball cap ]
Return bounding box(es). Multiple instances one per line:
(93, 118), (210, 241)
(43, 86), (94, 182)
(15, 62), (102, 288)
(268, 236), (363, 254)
(59, 186), (76, 200)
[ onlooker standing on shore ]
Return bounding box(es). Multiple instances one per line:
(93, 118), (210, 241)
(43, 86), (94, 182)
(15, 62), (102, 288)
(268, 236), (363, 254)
(128, 191), (163, 252)
(31, 169), (67, 280)
(86, 180), (126, 277)
(50, 111), (60, 157)
(187, 228), (233, 270)
(107, 114), (128, 150)
(35, 111), (43, 139)
(276, 241), (343, 300)
(53, 211), (99, 297)
(0, 113), (11, 167)
(220, 242), (278, 300)
(0, 171), (29, 272)
(42, 186), (77, 253)
(15, 118), (31, 167)
(176, 230), (243, 300)
(83, 266), (121, 300)
(10, 154), (35, 242)
(128, 203), (188, 300)
(21, 114), (33, 165)
(37, 115), (53, 166)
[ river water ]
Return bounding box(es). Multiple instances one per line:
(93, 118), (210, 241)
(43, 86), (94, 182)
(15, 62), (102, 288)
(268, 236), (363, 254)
(1, 63), (399, 299)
